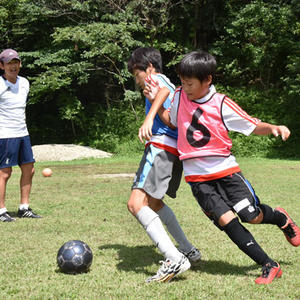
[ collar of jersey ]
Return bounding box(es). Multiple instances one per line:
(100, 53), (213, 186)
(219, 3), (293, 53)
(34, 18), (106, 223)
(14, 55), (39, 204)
(193, 85), (216, 104)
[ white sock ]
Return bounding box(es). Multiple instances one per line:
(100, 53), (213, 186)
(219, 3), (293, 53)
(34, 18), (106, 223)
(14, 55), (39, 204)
(136, 206), (182, 262)
(157, 204), (193, 253)
(19, 203), (29, 210)
(0, 207), (7, 215)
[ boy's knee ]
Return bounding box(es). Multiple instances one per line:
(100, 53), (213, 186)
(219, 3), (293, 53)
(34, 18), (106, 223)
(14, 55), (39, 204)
(247, 211), (263, 224)
(127, 198), (136, 215)
(127, 202), (132, 214)
(237, 206), (263, 224)
(218, 210), (236, 227)
(238, 210), (263, 224)
(127, 189), (148, 216)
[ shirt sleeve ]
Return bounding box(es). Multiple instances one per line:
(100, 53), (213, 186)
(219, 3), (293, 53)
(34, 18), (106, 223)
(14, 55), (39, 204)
(222, 96), (260, 136)
(146, 74), (176, 111)
(146, 74), (164, 88)
(169, 89), (181, 127)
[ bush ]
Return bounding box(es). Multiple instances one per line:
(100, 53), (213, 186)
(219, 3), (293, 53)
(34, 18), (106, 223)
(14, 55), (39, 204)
(78, 98), (145, 153)
(27, 83), (298, 159)
(217, 85), (298, 158)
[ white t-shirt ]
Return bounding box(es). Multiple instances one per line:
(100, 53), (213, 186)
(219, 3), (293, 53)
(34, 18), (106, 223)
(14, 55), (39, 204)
(169, 85), (260, 181)
(0, 76), (29, 138)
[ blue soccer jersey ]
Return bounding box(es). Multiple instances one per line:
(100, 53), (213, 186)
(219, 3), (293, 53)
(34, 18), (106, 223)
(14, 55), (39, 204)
(145, 73), (178, 139)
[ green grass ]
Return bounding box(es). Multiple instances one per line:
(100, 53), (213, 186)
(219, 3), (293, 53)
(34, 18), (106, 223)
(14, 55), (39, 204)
(1, 156), (300, 299)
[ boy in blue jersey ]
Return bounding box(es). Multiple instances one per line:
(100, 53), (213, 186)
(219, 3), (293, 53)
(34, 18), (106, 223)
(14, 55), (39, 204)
(127, 47), (200, 283)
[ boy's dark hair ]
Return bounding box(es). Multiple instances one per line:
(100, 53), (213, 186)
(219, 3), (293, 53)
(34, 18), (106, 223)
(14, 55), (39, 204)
(127, 47), (162, 74)
(177, 50), (216, 82)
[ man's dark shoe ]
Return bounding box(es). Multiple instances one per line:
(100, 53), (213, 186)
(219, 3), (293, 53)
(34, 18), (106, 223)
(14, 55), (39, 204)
(0, 212), (16, 222)
(18, 208), (42, 218)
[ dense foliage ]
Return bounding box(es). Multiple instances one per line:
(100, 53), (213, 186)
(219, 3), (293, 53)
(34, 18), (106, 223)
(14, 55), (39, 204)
(1, 0), (299, 157)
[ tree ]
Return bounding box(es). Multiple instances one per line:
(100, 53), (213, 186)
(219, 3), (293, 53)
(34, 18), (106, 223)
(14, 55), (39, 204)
(0, 0), (298, 156)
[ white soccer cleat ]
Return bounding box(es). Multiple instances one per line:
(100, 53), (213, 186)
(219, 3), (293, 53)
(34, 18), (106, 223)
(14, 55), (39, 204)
(146, 254), (191, 283)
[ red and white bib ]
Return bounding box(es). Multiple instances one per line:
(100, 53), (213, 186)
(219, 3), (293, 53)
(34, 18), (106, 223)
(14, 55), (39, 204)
(177, 90), (232, 160)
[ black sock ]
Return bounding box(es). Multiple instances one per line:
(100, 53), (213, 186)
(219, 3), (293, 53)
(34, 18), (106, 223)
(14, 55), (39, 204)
(260, 204), (287, 227)
(224, 218), (274, 266)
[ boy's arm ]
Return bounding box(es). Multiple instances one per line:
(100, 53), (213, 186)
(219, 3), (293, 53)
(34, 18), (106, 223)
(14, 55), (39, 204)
(252, 122), (290, 141)
(138, 83), (172, 143)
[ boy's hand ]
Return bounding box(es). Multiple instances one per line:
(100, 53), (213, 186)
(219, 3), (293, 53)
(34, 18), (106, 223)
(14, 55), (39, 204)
(143, 85), (155, 103)
(139, 75), (170, 143)
(138, 118), (153, 143)
(143, 76), (160, 103)
(253, 122), (290, 141)
(272, 125), (290, 141)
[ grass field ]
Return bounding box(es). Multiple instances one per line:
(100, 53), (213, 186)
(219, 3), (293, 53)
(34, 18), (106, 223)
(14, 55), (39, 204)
(1, 155), (300, 299)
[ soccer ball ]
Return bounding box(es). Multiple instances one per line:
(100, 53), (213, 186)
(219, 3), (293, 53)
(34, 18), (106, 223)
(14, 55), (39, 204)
(57, 240), (93, 274)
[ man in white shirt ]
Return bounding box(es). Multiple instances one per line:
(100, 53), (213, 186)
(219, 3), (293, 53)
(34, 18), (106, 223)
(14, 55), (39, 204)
(0, 48), (41, 222)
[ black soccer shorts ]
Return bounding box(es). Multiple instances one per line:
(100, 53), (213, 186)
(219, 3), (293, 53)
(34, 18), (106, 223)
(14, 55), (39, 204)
(190, 172), (261, 227)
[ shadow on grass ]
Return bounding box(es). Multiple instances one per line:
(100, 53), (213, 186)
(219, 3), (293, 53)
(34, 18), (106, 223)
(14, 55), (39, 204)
(99, 244), (162, 276)
(192, 259), (257, 276)
(55, 268), (92, 275)
(193, 259), (293, 277)
(98, 244), (293, 277)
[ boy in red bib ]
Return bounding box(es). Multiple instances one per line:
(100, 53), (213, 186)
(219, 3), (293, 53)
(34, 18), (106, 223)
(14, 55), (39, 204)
(140, 50), (300, 285)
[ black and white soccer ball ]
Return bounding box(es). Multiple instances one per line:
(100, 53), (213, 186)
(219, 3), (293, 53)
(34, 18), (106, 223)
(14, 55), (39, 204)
(57, 240), (93, 274)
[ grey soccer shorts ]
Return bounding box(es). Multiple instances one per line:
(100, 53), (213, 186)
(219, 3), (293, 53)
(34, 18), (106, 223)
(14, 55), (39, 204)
(132, 144), (182, 199)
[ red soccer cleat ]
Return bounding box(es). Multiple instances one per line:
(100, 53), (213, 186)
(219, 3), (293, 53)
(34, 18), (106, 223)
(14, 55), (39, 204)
(275, 207), (300, 247)
(255, 262), (282, 285)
